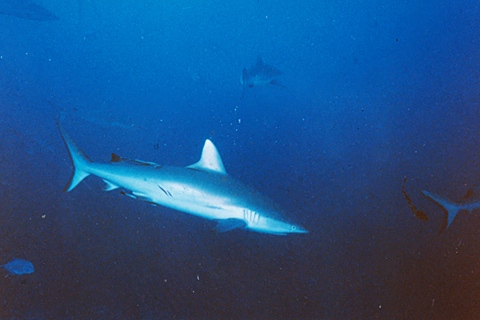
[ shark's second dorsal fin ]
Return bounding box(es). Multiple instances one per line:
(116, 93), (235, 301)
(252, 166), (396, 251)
(462, 187), (480, 200)
(463, 189), (475, 200)
(111, 153), (122, 162)
(187, 139), (226, 174)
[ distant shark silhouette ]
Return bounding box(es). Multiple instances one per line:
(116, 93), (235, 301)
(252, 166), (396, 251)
(241, 56), (284, 97)
(59, 124), (308, 235)
(422, 188), (480, 233)
(0, 0), (58, 21)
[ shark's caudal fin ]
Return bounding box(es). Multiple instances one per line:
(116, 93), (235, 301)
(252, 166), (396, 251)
(422, 190), (462, 232)
(57, 123), (92, 192)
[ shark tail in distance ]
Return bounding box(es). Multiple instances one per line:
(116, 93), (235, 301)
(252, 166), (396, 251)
(422, 190), (462, 233)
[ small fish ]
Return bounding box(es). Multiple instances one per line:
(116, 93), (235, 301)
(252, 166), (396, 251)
(402, 178), (428, 221)
(1, 259), (34, 275)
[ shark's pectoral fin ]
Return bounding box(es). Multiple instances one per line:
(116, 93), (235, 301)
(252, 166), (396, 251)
(213, 218), (247, 233)
(131, 191), (155, 203)
(103, 180), (120, 191)
(438, 211), (449, 234)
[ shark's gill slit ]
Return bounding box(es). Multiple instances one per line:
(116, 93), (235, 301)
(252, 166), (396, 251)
(158, 185), (172, 197)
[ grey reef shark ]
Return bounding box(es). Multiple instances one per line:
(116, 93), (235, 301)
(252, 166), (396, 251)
(59, 124), (308, 235)
(0, 0), (58, 21)
(423, 188), (480, 233)
(241, 56), (284, 97)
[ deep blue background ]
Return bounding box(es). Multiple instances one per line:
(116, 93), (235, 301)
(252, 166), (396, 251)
(1, 0), (480, 318)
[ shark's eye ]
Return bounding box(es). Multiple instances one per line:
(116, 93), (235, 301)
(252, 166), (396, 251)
(291, 226), (296, 231)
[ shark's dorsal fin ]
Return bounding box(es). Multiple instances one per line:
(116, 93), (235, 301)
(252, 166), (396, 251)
(187, 139), (226, 174)
(462, 187), (480, 200)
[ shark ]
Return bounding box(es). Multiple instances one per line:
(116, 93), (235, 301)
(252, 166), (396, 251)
(59, 125), (308, 235)
(241, 56), (284, 97)
(0, 0), (59, 21)
(422, 188), (480, 232)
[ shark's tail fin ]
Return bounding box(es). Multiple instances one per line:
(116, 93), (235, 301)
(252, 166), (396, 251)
(422, 190), (461, 233)
(57, 122), (92, 192)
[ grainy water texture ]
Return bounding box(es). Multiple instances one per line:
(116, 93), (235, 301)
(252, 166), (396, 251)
(0, 0), (479, 319)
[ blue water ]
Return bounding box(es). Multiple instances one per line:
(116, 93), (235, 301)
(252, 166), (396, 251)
(1, 0), (479, 318)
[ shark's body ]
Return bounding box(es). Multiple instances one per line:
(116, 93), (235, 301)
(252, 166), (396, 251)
(241, 57), (283, 97)
(423, 189), (480, 232)
(0, 0), (58, 21)
(60, 125), (307, 235)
